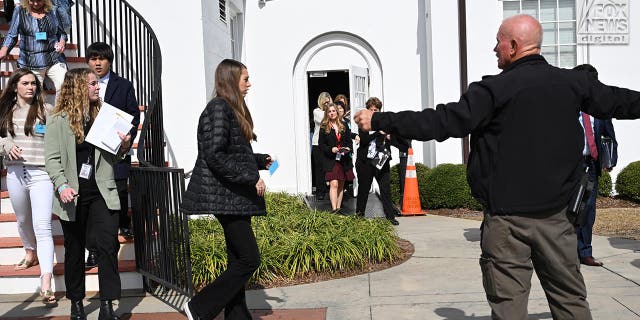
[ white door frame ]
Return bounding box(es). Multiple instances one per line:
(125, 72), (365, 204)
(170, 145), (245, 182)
(291, 31), (383, 194)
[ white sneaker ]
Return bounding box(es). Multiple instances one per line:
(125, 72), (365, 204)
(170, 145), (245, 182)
(183, 300), (197, 320)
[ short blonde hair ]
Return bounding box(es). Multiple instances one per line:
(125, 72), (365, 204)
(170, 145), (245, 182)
(21, 0), (53, 12)
(317, 92), (332, 111)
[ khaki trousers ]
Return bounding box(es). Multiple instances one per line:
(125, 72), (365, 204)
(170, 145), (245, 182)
(479, 206), (592, 320)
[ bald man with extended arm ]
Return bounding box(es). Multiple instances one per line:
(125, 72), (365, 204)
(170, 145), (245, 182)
(355, 14), (640, 319)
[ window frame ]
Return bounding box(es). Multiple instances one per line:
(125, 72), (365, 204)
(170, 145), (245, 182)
(499, 0), (587, 68)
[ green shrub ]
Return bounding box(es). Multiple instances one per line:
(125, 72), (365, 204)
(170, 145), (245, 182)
(598, 170), (612, 197)
(390, 162), (430, 208)
(616, 161), (640, 203)
(424, 163), (482, 210)
(188, 192), (403, 289)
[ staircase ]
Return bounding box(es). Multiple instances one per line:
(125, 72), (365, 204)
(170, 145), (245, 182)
(0, 0), (157, 295)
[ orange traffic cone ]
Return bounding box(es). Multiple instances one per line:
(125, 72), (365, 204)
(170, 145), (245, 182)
(401, 148), (425, 216)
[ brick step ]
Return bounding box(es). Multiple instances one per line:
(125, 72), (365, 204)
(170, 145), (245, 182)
(0, 210), (131, 222)
(0, 216), (63, 238)
(0, 260), (142, 294)
(0, 213), (133, 238)
(0, 213), (58, 222)
(0, 234), (133, 249)
(0, 241), (136, 265)
(2, 55), (86, 63)
(0, 260), (136, 277)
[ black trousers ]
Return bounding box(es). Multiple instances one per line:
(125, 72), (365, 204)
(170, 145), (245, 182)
(190, 215), (260, 320)
(397, 154), (408, 208)
(356, 161), (396, 219)
(311, 145), (327, 195)
(116, 178), (131, 229)
(59, 191), (121, 301)
(86, 179), (130, 253)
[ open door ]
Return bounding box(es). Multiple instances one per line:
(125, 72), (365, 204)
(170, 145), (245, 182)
(348, 66), (369, 197)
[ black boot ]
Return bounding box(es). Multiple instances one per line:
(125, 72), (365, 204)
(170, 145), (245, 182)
(70, 300), (87, 320)
(98, 300), (120, 320)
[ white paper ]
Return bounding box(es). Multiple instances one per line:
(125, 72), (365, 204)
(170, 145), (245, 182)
(85, 102), (134, 154)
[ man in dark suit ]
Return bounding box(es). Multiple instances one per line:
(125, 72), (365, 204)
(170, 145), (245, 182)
(355, 14), (640, 320)
(573, 64), (618, 267)
(355, 97), (399, 225)
(85, 42), (140, 268)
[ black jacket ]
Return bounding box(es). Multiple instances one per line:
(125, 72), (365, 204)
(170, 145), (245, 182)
(592, 118), (617, 177)
(356, 129), (391, 167)
(104, 71), (140, 180)
(372, 54), (640, 214)
(318, 126), (354, 173)
(181, 98), (269, 216)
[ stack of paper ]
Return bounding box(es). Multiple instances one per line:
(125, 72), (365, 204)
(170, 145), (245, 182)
(85, 102), (134, 154)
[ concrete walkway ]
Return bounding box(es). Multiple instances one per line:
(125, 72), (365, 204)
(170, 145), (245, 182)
(1, 214), (639, 319)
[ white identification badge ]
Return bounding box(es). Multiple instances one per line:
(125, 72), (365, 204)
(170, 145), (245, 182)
(79, 163), (93, 179)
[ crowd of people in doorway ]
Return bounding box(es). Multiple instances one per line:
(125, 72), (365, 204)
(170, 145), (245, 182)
(310, 91), (406, 225)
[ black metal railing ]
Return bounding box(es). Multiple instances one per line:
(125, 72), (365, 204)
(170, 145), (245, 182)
(69, 0), (193, 301)
(69, 0), (164, 166)
(129, 167), (194, 298)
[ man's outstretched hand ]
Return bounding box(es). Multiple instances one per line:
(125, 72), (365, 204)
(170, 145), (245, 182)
(354, 109), (374, 131)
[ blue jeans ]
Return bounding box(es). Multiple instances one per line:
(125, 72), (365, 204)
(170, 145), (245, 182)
(576, 158), (599, 258)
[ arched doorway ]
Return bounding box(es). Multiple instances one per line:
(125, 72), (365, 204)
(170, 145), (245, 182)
(291, 31), (383, 194)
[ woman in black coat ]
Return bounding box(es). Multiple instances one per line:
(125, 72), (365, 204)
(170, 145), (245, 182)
(181, 59), (272, 320)
(318, 103), (354, 213)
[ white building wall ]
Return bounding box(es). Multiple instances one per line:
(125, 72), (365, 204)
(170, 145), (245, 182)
(123, 0), (638, 193)
(587, 31), (640, 188)
(243, 0), (429, 193)
(125, 0), (212, 172)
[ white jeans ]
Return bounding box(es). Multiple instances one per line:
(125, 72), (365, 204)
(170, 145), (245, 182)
(6, 165), (55, 275)
(32, 62), (68, 98)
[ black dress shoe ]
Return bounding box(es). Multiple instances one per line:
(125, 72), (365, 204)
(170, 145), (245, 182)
(387, 218), (400, 226)
(580, 256), (603, 267)
(98, 300), (120, 320)
(85, 251), (98, 269)
(70, 299), (87, 320)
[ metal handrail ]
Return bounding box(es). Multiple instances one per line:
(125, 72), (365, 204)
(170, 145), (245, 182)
(66, 0), (196, 302)
(70, 0), (164, 166)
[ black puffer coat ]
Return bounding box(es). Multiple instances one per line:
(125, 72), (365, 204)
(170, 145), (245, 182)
(181, 98), (269, 216)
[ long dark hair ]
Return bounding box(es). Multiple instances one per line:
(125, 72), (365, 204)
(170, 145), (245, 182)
(0, 68), (47, 138)
(214, 59), (256, 142)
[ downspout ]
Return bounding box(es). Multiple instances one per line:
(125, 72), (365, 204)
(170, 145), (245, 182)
(458, 0), (470, 164)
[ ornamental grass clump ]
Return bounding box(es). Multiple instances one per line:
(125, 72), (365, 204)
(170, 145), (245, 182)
(188, 192), (403, 289)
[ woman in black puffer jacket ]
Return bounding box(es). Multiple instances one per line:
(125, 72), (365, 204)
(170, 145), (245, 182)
(181, 59), (272, 320)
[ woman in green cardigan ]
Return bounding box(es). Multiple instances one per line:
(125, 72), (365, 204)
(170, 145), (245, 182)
(45, 68), (131, 320)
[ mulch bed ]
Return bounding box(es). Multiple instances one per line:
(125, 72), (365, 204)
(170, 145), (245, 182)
(249, 238), (415, 290)
(427, 197), (640, 240)
(247, 198), (639, 289)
